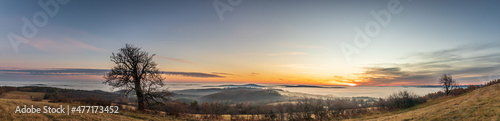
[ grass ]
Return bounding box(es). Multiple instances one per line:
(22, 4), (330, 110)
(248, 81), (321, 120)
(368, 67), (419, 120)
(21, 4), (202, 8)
(349, 83), (500, 121)
(0, 94), (194, 121)
(0, 91), (46, 99)
(2, 83), (499, 120)
(0, 98), (139, 121)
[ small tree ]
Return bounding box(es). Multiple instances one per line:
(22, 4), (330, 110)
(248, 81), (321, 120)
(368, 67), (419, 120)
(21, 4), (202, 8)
(439, 74), (457, 96)
(0, 87), (4, 95)
(104, 44), (170, 111)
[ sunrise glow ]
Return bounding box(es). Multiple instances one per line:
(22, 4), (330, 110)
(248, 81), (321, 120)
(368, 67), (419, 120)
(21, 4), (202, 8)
(0, 0), (498, 86)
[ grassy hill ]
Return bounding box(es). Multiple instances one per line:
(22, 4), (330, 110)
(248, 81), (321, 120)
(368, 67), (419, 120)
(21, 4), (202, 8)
(0, 92), (193, 121)
(0, 91), (45, 99)
(352, 83), (500, 120)
(2, 83), (499, 120)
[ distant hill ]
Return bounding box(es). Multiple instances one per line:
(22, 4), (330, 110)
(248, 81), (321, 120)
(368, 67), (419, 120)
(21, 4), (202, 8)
(199, 88), (285, 103)
(202, 83), (266, 88)
(282, 85), (346, 88)
(173, 88), (226, 96)
(353, 83), (500, 120)
(219, 84), (265, 88)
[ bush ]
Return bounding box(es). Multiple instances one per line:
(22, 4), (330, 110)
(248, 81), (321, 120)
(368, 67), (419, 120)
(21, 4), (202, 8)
(0, 87), (4, 95)
(76, 98), (112, 106)
(160, 101), (189, 117)
(379, 90), (425, 110)
(422, 91), (446, 100)
(43, 93), (52, 99)
(32, 97), (43, 102)
(485, 79), (500, 87)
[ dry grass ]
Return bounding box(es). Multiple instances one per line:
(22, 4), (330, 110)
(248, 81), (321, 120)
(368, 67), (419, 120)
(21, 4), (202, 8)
(3, 83), (499, 121)
(0, 96), (193, 120)
(349, 83), (500, 121)
(0, 98), (142, 121)
(0, 91), (45, 99)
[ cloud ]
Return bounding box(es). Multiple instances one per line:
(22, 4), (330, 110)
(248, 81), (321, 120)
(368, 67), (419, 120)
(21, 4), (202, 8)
(250, 72), (260, 76)
(401, 43), (500, 65)
(363, 67), (407, 76)
(267, 52), (306, 56)
(0, 68), (226, 78)
(355, 67), (436, 86)
(350, 43), (500, 86)
(156, 56), (193, 64)
(0, 68), (109, 76)
(445, 65), (500, 75)
(163, 72), (224, 78)
(211, 72), (233, 76)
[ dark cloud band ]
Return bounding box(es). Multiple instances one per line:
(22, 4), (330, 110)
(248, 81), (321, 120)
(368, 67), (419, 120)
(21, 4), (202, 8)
(0, 68), (225, 78)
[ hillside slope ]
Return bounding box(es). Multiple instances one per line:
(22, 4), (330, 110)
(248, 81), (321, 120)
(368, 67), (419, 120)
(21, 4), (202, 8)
(0, 98), (189, 120)
(356, 83), (500, 120)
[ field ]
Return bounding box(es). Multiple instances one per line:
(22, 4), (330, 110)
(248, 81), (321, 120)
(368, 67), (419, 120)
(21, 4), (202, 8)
(351, 83), (500, 120)
(0, 93), (193, 121)
(0, 91), (45, 99)
(1, 83), (499, 120)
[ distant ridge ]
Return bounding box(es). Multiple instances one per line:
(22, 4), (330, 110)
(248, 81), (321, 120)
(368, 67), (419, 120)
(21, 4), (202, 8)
(203, 83), (265, 88)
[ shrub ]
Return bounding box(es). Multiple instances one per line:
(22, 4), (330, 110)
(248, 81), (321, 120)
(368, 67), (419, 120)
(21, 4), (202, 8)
(379, 90), (425, 110)
(43, 93), (52, 99)
(0, 87), (4, 95)
(422, 91), (446, 100)
(32, 97), (43, 102)
(76, 98), (112, 106)
(162, 101), (188, 117)
(485, 79), (500, 87)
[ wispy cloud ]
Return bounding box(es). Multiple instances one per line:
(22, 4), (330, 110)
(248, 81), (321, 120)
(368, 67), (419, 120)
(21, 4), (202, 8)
(156, 56), (194, 64)
(250, 72), (260, 76)
(351, 43), (500, 86)
(355, 67), (436, 86)
(0, 68), (225, 78)
(267, 52), (306, 56)
(211, 72), (233, 76)
(0, 68), (109, 76)
(164, 72), (224, 78)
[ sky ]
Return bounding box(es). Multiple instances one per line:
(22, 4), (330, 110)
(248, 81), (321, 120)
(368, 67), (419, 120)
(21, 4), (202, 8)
(1, 0), (500, 86)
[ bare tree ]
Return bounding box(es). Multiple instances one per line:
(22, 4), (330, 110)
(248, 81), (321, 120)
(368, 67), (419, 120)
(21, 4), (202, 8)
(439, 74), (457, 96)
(0, 87), (4, 95)
(104, 44), (170, 111)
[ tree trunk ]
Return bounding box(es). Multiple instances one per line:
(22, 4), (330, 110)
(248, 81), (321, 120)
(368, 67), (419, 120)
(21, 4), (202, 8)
(135, 80), (145, 111)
